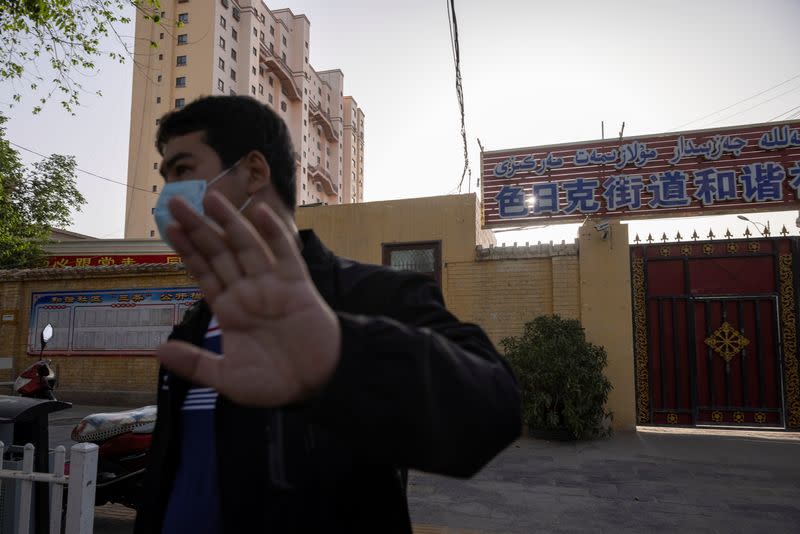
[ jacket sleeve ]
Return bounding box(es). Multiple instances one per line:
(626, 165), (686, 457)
(308, 271), (522, 478)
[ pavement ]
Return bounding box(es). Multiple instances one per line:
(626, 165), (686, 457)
(41, 405), (800, 533)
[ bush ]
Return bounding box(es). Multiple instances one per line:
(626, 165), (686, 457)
(501, 315), (613, 439)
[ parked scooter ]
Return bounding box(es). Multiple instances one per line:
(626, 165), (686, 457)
(15, 324), (156, 510)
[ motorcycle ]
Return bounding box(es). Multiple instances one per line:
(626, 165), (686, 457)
(15, 323), (156, 510)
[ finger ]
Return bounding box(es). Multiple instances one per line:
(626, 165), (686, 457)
(169, 196), (243, 288)
(203, 191), (277, 277)
(156, 340), (224, 389)
(166, 222), (223, 301)
(248, 203), (307, 278)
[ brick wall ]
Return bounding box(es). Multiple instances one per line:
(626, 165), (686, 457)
(445, 242), (579, 349)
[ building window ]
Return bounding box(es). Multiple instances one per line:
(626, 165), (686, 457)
(252, 66), (256, 75)
(302, 183), (306, 190)
(175, 76), (186, 88)
(153, 162), (158, 169)
(282, 52), (286, 63)
(251, 85), (256, 95)
(152, 185), (158, 192)
(230, 69), (236, 81)
(179, 0), (188, 3)
(218, 57), (225, 70)
(178, 13), (189, 24)
(156, 96), (161, 104)
(160, 32), (164, 40)
(158, 53), (163, 60)
(220, 15), (226, 28)
(220, 0), (229, 7)
(259, 66), (265, 76)
(157, 74), (162, 82)
(175, 98), (185, 108)
(268, 94), (273, 104)
(176, 55), (187, 66)
(305, 41), (308, 49)
(260, 31), (265, 42)
(253, 28), (257, 37)
(231, 49), (237, 60)
(282, 35), (287, 46)
(270, 25), (274, 36)
(269, 42), (274, 53)
(219, 36), (226, 49)
(233, 7), (240, 21)
(230, 89), (236, 96)
(268, 76), (273, 86)
(281, 101), (287, 112)
(177, 34), (188, 45)
(218, 79), (224, 91)
(151, 207), (155, 214)
(382, 242), (442, 285)
(232, 28), (238, 41)
(150, 230), (155, 237)
(258, 84), (263, 94)
(305, 57), (308, 64)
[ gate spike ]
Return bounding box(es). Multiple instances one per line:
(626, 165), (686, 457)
(634, 233), (641, 243)
(661, 232), (669, 242)
(781, 225), (789, 236)
(762, 226), (771, 237)
(744, 227), (752, 238)
(675, 231), (682, 242)
(724, 228), (733, 239)
(646, 233), (654, 243)
(707, 229), (715, 240)
(691, 230), (699, 241)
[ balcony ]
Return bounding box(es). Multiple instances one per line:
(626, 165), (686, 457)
(308, 164), (338, 195)
(258, 42), (301, 101)
(309, 102), (339, 142)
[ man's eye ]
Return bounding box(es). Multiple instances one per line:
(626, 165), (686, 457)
(175, 166), (189, 177)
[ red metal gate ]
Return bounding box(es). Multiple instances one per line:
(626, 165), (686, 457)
(631, 237), (800, 429)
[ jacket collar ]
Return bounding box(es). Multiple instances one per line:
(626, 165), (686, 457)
(299, 229), (338, 307)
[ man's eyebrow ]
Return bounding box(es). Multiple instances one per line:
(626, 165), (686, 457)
(159, 152), (192, 179)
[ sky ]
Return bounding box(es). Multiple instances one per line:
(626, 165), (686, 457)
(1, 0), (799, 243)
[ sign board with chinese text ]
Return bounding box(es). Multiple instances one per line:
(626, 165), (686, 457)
(44, 254), (182, 269)
(481, 120), (800, 228)
(28, 287), (201, 356)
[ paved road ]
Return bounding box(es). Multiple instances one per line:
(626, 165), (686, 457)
(44, 406), (800, 533)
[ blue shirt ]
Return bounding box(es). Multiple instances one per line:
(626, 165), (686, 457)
(162, 317), (222, 534)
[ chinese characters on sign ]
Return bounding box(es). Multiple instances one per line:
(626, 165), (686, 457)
(482, 121), (800, 227)
(29, 287), (202, 355)
(44, 255), (182, 269)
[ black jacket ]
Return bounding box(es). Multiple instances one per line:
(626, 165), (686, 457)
(134, 230), (521, 533)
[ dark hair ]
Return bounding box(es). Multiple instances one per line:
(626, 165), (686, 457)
(156, 95), (297, 210)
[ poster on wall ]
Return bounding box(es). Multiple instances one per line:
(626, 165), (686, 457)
(481, 120), (800, 228)
(28, 287), (201, 356)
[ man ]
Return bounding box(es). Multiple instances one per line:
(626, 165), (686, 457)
(134, 95), (521, 533)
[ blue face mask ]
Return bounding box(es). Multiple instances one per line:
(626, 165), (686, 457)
(154, 159), (250, 245)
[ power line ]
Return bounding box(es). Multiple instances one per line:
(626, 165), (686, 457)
(769, 103), (800, 122)
(9, 141), (157, 196)
(702, 83), (800, 127)
(446, 0), (471, 194)
(668, 72), (800, 132)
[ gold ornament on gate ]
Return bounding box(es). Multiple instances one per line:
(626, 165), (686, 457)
(711, 411), (723, 422)
(704, 322), (750, 362)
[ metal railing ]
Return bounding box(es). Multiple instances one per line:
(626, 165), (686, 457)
(0, 441), (99, 534)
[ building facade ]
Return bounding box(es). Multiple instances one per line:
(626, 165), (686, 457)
(124, 0), (365, 239)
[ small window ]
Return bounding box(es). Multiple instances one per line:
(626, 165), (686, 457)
(175, 76), (186, 88)
(219, 36), (226, 49)
(253, 28), (257, 37)
(175, 98), (185, 108)
(282, 52), (286, 63)
(176, 55), (187, 66)
(156, 96), (161, 104)
(259, 66), (265, 76)
(268, 76), (273, 86)
(220, 15), (226, 28)
(305, 41), (308, 49)
(270, 26), (275, 36)
(220, 0), (229, 7)
(302, 183), (306, 190)
(253, 47), (257, 56)
(251, 86), (256, 95)
(230, 89), (236, 96)
(218, 57), (225, 70)
(258, 84), (263, 94)
(151, 207), (155, 214)
(383, 242), (442, 285)
(231, 28), (238, 41)
(157, 75), (162, 82)
(282, 35), (287, 46)
(158, 53), (163, 60)
(252, 66), (256, 75)
(269, 42), (274, 53)
(178, 13), (189, 24)
(152, 185), (158, 192)
(231, 49), (237, 60)
(179, 0), (188, 3)
(153, 162), (158, 169)
(281, 101), (287, 112)
(305, 57), (308, 64)
(233, 7), (240, 21)
(260, 31), (265, 42)
(268, 94), (273, 104)
(230, 69), (236, 81)
(160, 32), (164, 40)
(177, 34), (188, 45)
(150, 230), (155, 237)
(218, 79), (225, 91)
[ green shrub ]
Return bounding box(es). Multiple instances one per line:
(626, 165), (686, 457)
(501, 315), (613, 439)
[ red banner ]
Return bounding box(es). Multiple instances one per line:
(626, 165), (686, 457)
(45, 255), (181, 268)
(481, 120), (800, 228)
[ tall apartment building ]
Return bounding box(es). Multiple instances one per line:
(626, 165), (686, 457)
(124, 0), (365, 239)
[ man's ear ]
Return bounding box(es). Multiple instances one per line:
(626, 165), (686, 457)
(243, 150), (271, 194)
